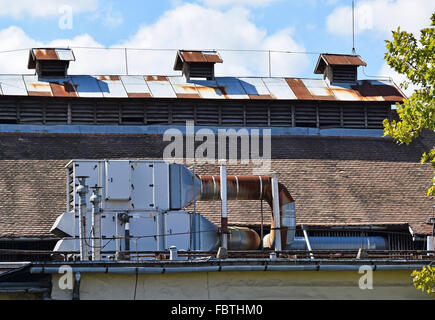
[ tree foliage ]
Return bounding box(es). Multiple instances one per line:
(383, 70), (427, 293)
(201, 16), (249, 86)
(383, 12), (435, 197)
(411, 265), (435, 298)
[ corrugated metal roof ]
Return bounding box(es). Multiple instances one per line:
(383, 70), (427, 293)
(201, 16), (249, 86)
(0, 75), (405, 102)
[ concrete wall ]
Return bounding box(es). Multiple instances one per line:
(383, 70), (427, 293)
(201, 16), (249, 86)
(51, 270), (431, 300)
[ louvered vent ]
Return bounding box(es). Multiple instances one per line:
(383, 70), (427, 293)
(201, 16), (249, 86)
(174, 50), (223, 80)
(314, 53), (366, 84)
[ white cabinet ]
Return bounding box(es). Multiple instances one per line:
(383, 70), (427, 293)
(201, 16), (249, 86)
(105, 161), (131, 200)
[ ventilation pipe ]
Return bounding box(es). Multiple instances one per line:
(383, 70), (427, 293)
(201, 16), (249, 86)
(220, 164), (228, 250)
(76, 176), (89, 261)
(89, 187), (102, 261)
(198, 174), (296, 250)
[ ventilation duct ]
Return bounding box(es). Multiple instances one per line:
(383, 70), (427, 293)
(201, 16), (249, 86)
(198, 175), (296, 249)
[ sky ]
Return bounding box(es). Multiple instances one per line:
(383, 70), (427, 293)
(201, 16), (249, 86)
(0, 0), (433, 94)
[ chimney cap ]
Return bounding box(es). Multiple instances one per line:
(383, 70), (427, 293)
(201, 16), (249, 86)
(314, 53), (366, 75)
(28, 48), (75, 70)
(173, 50), (223, 71)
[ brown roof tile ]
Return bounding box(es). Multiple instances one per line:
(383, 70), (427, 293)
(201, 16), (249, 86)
(0, 131), (433, 237)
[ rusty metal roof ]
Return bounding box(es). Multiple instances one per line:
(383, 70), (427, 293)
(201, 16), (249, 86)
(174, 50), (223, 70)
(0, 74), (405, 102)
(27, 48), (75, 69)
(314, 54), (367, 74)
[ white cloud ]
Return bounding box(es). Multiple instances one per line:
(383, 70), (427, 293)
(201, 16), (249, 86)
(326, 0), (435, 36)
(89, 2), (123, 28)
(117, 3), (309, 77)
(0, 0), (98, 18)
(197, 0), (281, 8)
(0, 3), (309, 77)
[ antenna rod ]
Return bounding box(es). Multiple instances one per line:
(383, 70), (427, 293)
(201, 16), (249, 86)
(352, 0), (356, 54)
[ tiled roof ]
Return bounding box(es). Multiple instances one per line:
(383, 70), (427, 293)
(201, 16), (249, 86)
(0, 131), (433, 238)
(0, 74), (405, 102)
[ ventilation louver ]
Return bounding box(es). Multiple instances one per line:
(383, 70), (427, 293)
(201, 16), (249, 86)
(174, 50), (223, 80)
(314, 53), (366, 84)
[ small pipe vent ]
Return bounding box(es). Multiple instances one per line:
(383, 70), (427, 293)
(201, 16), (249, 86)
(28, 48), (75, 79)
(174, 50), (223, 80)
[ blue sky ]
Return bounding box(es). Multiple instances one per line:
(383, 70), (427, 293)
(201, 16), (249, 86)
(0, 0), (433, 91)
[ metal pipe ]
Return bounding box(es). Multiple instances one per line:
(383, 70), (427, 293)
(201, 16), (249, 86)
(29, 263), (426, 275)
(89, 187), (102, 261)
(271, 171), (281, 252)
(198, 174), (295, 251)
(288, 236), (388, 250)
(302, 225), (314, 260)
(76, 176), (89, 261)
(227, 227), (260, 250)
(220, 164), (228, 249)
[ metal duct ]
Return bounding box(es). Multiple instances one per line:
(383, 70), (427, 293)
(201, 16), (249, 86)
(228, 227), (261, 250)
(288, 236), (388, 250)
(198, 175), (296, 250)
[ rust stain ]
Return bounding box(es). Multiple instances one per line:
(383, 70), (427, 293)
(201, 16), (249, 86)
(322, 54), (366, 66)
(216, 86), (229, 99)
(146, 76), (168, 81)
(99, 75), (121, 81)
(330, 87), (362, 100)
(127, 92), (152, 98)
(33, 49), (58, 60)
(204, 54), (223, 63)
(285, 78), (313, 100)
(248, 94), (273, 100)
(181, 51), (207, 63)
(195, 85), (229, 99)
(50, 82), (77, 97)
(29, 82), (51, 90)
(176, 93), (201, 99)
(28, 91), (52, 97)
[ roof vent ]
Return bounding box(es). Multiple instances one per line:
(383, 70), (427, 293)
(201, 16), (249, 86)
(28, 48), (75, 79)
(314, 54), (366, 84)
(174, 50), (223, 80)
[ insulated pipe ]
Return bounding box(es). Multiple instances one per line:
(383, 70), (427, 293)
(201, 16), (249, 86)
(220, 165), (228, 249)
(198, 175), (295, 250)
(76, 177), (89, 261)
(89, 187), (102, 261)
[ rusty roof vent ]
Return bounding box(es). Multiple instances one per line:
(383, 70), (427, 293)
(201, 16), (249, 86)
(174, 50), (223, 80)
(314, 53), (366, 84)
(28, 48), (75, 79)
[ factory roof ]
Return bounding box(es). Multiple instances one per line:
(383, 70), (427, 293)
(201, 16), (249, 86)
(0, 74), (404, 102)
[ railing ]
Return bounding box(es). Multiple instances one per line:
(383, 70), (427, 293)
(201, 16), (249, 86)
(0, 47), (393, 81)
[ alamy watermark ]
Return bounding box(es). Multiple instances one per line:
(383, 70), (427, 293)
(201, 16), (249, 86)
(59, 5), (73, 30)
(163, 120), (272, 175)
(358, 265), (374, 290)
(58, 265), (73, 290)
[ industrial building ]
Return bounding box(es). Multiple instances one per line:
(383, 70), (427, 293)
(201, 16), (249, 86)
(0, 48), (433, 300)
